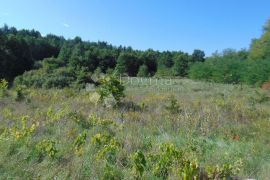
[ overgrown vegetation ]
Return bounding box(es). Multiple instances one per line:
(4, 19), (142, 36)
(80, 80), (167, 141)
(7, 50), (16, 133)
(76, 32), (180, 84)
(3, 19), (270, 88)
(1, 16), (270, 180)
(0, 78), (269, 179)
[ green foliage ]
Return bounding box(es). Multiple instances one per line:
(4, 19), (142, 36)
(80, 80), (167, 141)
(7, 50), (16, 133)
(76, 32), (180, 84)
(97, 74), (125, 104)
(1, 80), (266, 179)
(132, 150), (147, 177)
(165, 96), (181, 114)
(241, 59), (270, 86)
(189, 55), (270, 86)
(157, 51), (174, 68)
(172, 53), (189, 76)
(249, 90), (270, 104)
(0, 25), (61, 81)
(14, 67), (76, 88)
(45, 106), (67, 123)
(13, 85), (26, 101)
(91, 133), (120, 163)
(36, 139), (58, 159)
(2, 19), (270, 87)
(102, 163), (123, 180)
(191, 49), (205, 63)
(188, 61), (213, 80)
(116, 52), (142, 76)
(97, 138), (120, 163)
(73, 130), (87, 156)
(154, 67), (173, 77)
(206, 160), (243, 179)
(0, 79), (8, 98)
(150, 143), (183, 178)
(137, 64), (149, 77)
(8, 115), (38, 140)
(68, 111), (91, 129)
(249, 19), (270, 60)
(91, 133), (112, 147)
(178, 160), (199, 180)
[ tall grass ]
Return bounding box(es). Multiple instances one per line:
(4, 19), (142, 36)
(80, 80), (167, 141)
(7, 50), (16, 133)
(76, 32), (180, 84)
(0, 78), (269, 179)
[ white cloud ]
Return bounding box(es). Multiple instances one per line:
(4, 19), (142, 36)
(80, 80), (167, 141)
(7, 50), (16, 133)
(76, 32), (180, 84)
(62, 23), (70, 28)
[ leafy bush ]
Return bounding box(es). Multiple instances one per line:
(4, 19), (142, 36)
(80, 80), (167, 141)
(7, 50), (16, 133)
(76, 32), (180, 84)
(97, 74), (125, 104)
(189, 57), (270, 86)
(154, 67), (173, 77)
(188, 62), (213, 80)
(73, 130), (87, 156)
(9, 115), (38, 140)
(14, 67), (76, 88)
(206, 160), (243, 179)
(149, 143), (183, 178)
(13, 85), (26, 101)
(165, 96), (181, 114)
(132, 150), (147, 178)
(102, 163), (123, 180)
(241, 59), (270, 86)
(69, 111), (91, 129)
(0, 79), (8, 98)
(137, 64), (149, 77)
(36, 139), (58, 159)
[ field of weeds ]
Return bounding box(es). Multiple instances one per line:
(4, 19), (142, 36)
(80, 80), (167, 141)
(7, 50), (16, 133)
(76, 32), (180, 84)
(0, 78), (270, 179)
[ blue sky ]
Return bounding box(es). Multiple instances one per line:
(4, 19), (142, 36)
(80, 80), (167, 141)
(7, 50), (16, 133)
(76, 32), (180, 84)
(0, 0), (269, 55)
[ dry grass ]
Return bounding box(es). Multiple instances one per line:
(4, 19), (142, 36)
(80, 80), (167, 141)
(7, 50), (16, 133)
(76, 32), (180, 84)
(0, 78), (270, 179)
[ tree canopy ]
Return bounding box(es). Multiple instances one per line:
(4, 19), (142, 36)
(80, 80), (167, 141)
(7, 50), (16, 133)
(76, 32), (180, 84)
(2, 18), (270, 88)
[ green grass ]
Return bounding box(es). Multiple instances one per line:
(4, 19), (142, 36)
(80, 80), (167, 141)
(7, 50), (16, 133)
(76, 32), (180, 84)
(0, 78), (270, 179)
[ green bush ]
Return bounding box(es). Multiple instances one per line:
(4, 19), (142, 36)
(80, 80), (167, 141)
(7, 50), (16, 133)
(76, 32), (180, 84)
(36, 139), (58, 159)
(188, 57), (270, 86)
(14, 67), (76, 88)
(154, 67), (173, 77)
(137, 64), (149, 77)
(97, 74), (125, 104)
(241, 59), (270, 86)
(0, 79), (8, 98)
(165, 96), (181, 114)
(13, 85), (26, 101)
(132, 150), (147, 177)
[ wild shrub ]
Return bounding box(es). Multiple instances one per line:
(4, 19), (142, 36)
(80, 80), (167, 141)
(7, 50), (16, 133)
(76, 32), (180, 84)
(45, 106), (67, 123)
(91, 133), (120, 163)
(206, 160), (243, 179)
(36, 139), (58, 159)
(97, 74), (125, 105)
(102, 163), (123, 180)
(9, 115), (38, 140)
(91, 133), (112, 147)
(165, 96), (181, 114)
(0, 79), (8, 98)
(13, 85), (26, 101)
(149, 143), (183, 178)
(250, 90), (270, 104)
(178, 160), (199, 180)
(73, 130), (87, 156)
(68, 111), (91, 129)
(97, 138), (120, 163)
(131, 150), (147, 178)
(88, 114), (116, 127)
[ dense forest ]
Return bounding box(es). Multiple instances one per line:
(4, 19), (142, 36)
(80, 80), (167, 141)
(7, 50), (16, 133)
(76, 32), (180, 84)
(1, 19), (270, 88)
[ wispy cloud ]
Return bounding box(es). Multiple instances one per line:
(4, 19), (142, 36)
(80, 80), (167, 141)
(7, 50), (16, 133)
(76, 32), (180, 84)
(62, 23), (70, 28)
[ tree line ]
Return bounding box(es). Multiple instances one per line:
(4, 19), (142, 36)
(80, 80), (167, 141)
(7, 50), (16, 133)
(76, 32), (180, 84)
(1, 19), (270, 88)
(189, 19), (270, 86)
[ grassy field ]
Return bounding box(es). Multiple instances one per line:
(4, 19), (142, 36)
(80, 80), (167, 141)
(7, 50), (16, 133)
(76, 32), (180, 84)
(0, 78), (270, 179)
